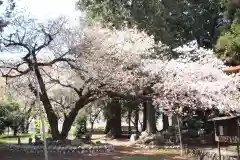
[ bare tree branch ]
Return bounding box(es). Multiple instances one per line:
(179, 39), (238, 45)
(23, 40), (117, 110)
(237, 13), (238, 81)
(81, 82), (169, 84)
(1, 33), (31, 53)
(0, 60), (31, 78)
(37, 57), (75, 67)
(41, 68), (83, 96)
(34, 30), (53, 52)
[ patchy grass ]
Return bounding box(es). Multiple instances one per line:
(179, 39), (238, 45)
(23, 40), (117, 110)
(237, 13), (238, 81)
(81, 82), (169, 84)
(0, 133), (32, 139)
(152, 148), (181, 155)
(0, 133), (32, 144)
(0, 140), (7, 144)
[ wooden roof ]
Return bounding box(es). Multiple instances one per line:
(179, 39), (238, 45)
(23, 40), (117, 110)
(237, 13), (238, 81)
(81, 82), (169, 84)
(222, 65), (240, 73)
(208, 115), (240, 121)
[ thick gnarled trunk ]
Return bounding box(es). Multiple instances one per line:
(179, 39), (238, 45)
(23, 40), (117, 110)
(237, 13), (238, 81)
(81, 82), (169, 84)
(128, 107), (132, 134)
(142, 102), (147, 131)
(145, 102), (157, 134)
(33, 62), (61, 140)
(162, 114), (169, 131)
(60, 101), (84, 139)
(34, 59), (95, 140)
(106, 100), (122, 138)
(60, 95), (95, 139)
(134, 106), (139, 133)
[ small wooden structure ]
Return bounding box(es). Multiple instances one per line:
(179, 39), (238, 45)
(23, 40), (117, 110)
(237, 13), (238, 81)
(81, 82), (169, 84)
(209, 116), (240, 160)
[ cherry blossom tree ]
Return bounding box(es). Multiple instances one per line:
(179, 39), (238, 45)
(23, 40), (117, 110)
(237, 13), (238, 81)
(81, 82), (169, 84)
(0, 15), (100, 140)
(77, 25), (173, 134)
(143, 41), (240, 115)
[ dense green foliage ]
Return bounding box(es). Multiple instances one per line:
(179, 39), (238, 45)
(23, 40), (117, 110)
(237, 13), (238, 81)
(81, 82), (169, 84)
(78, 0), (240, 65)
(215, 2), (240, 65)
(0, 100), (23, 135)
(34, 117), (41, 134)
(74, 114), (87, 139)
(215, 22), (240, 65)
(77, 0), (223, 48)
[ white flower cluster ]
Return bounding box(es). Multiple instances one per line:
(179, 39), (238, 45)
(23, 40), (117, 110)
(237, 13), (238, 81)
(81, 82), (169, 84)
(143, 40), (240, 113)
(79, 26), (155, 92)
(79, 26), (240, 113)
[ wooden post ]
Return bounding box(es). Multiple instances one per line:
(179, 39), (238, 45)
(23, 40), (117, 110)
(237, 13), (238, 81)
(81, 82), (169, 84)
(177, 114), (183, 156)
(218, 141), (221, 160)
(237, 119), (240, 160)
(214, 121), (221, 160)
(17, 136), (21, 145)
(237, 144), (240, 160)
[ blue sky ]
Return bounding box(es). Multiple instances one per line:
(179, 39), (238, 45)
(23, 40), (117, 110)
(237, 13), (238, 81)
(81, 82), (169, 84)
(0, 0), (82, 60)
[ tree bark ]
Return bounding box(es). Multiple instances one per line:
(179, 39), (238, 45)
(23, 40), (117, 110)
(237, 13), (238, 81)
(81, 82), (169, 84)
(13, 127), (18, 136)
(162, 114), (169, 131)
(60, 95), (94, 139)
(171, 113), (178, 126)
(61, 107), (81, 139)
(128, 107), (132, 134)
(33, 61), (61, 140)
(104, 119), (111, 134)
(134, 107), (139, 133)
(90, 122), (94, 133)
(33, 58), (96, 140)
(145, 102), (157, 134)
(24, 122), (30, 133)
(106, 100), (122, 138)
(142, 102), (147, 131)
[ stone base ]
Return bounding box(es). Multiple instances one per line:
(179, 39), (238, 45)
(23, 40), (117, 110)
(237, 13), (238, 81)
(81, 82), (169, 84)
(7, 144), (114, 154)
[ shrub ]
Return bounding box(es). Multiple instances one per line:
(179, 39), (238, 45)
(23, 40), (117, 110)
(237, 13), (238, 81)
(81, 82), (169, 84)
(215, 22), (240, 65)
(74, 115), (87, 139)
(34, 118), (41, 134)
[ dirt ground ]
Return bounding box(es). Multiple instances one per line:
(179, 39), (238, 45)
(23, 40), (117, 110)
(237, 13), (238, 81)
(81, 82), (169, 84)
(0, 138), (192, 160)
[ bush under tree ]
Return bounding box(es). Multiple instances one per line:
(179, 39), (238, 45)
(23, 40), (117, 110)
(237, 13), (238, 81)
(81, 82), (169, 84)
(0, 100), (23, 136)
(74, 114), (87, 139)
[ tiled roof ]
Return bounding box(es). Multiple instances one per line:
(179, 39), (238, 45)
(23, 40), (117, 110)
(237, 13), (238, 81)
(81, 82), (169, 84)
(222, 65), (240, 73)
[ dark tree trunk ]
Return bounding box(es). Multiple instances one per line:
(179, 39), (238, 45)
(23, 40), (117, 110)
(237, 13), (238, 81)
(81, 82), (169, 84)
(90, 122), (94, 133)
(49, 116), (61, 140)
(128, 107), (132, 134)
(106, 100), (122, 138)
(60, 96), (93, 139)
(13, 127), (18, 136)
(171, 114), (178, 126)
(32, 61), (61, 140)
(104, 119), (112, 134)
(19, 121), (25, 133)
(33, 60), (95, 140)
(23, 122), (30, 133)
(146, 102), (157, 133)
(142, 102), (147, 131)
(61, 107), (81, 139)
(134, 107), (139, 133)
(162, 114), (169, 131)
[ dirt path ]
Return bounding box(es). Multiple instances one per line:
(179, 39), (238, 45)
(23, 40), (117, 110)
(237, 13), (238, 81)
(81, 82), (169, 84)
(0, 139), (191, 160)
